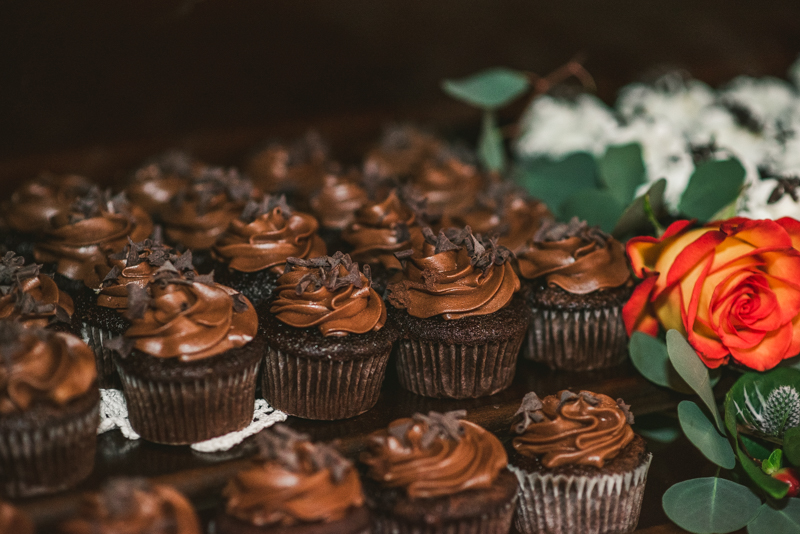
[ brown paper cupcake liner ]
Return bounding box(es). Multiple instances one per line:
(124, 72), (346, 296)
(80, 322), (122, 389)
(0, 394), (100, 498)
(395, 334), (524, 399)
(262, 346), (391, 420)
(510, 453), (652, 534)
(116, 358), (261, 445)
(371, 497), (517, 534)
(524, 305), (628, 371)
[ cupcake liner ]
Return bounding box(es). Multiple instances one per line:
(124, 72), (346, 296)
(395, 334), (524, 399)
(510, 454), (652, 534)
(80, 322), (122, 389)
(370, 497), (517, 534)
(0, 395), (99, 498)
(116, 357), (261, 445)
(262, 346), (390, 420)
(524, 304), (628, 371)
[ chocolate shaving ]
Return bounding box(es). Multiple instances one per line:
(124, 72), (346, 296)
(558, 390), (578, 407)
(240, 195), (293, 222)
(534, 217), (609, 248)
(231, 293), (249, 313)
(99, 478), (153, 519)
(580, 391), (600, 405)
(255, 425), (352, 482)
(173, 250), (194, 272)
(412, 410), (467, 448)
(309, 443), (351, 483)
(513, 391), (546, 434)
(0, 252), (40, 287)
(421, 227), (459, 254)
(124, 285), (151, 320)
(616, 399), (635, 425)
(286, 252), (369, 294)
(151, 224), (165, 244)
(194, 272), (215, 286)
(105, 335), (135, 358)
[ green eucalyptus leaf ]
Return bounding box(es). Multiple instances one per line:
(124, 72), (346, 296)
(740, 435), (772, 462)
(629, 332), (694, 394)
(560, 189), (623, 233)
(786, 427), (800, 466)
(679, 158), (746, 222)
(513, 152), (598, 212)
(598, 143), (646, 207)
(662, 478), (761, 533)
(747, 500), (800, 534)
(678, 400), (736, 469)
(442, 68), (529, 110)
(724, 367), (800, 440)
(737, 445), (790, 499)
(612, 178), (667, 239)
(762, 449), (784, 475)
(635, 413), (682, 444)
(667, 330), (724, 431)
(478, 111), (505, 172)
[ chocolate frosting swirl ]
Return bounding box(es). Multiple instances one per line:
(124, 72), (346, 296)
(270, 253), (386, 337)
(115, 266), (258, 361)
(310, 172), (368, 230)
(516, 218), (631, 294)
(512, 390), (635, 468)
(0, 499), (34, 534)
(33, 188), (154, 282)
(0, 322), (96, 414)
(0, 253), (74, 328)
(341, 190), (425, 271)
(3, 173), (94, 234)
(213, 196), (326, 273)
(84, 240), (192, 310)
(387, 227), (519, 319)
(363, 125), (444, 180)
(246, 131), (330, 198)
(162, 167), (259, 250)
(411, 152), (483, 218)
(224, 426), (364, 526)
(127, 151), (205, 218)
(361, 410), (508, 499)
(60, 478), (201, 534)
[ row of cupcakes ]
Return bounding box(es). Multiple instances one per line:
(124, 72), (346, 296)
(2, 394), (651, 534)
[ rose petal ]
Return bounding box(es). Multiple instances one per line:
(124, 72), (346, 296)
(627, 219), (696, 278)
(623, 276), (659, 336)
(662, 229), (724, 294)
(730, 322), (793, 371)
(776, 217), (800, 252)
(722, 219), (793, 250)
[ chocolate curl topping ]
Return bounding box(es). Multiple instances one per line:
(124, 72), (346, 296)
(422, 227), (460, 254)
(125, 284), (151, 320)
(616, 398), (635, 425)
(239, 194), (293, 222)
(534, 217), (609, 247)
(104, 334), (135, 358)
(99, 478), (153, 519)
(0, 251), (39, 286)
(107, 239), (181, 274)
(173, 167), (254, 213)
(513, 392), (546, 434)
(68, 188), (131, 222)
(255, 425), (352, 483)
(285, 252), (369, 294)
(411, 410), (467, 448)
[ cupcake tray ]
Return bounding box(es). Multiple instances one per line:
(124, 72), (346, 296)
(14, 356), (732, 531)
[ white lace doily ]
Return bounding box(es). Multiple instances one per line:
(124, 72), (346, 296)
(97, 389), (287, 452)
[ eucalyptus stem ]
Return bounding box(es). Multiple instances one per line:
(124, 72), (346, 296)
(643, 194), (665, 236)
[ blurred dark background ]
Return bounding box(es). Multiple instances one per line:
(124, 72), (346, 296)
(1, 0), (799, 183)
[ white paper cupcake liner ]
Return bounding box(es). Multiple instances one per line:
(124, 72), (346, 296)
(510, 453), (652, 534)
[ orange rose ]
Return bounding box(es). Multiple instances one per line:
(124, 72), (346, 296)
(623, 217), (800, 371)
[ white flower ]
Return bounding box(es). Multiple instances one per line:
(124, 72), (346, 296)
(516, 94), (619, 158)
(720, 76), (798, 125)
(616, 77), (715, 133)
(740, 177), (800, 219)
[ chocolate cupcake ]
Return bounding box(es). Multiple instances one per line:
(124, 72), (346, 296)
(341, 189), (425, 292)
(161, 166), (259, 272)
(387, 227), (529, 399)
(0, 252), (74, 332)
(0, 322), (99, 498)
(516, 218), (632, 371)
(0, 498), (34, 534)
(509, 391), (651, 534)
(360, 410), (518, 534)
(59, 478), (201, 534)
(108, 265), (261, 444)
(218, 425), (369, 534)
(212, 195), (326, 307)
(0, 173), (94, 263)
(363, 124), (444, 182)
(126, 150), (207, 222)
(309, 170), (368, 253)
(409, 149), (483, 219)
(262, 253), (399, 420)
(79, 239), (192, 388)
(33, 187), (153, 297)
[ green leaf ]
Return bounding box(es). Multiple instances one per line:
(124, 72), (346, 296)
(724, 367), (800, 440)
(747, 500), (800, 534)
(513, 152), (598, 212)
(740, 435), (772, 462)
(612, 178), (667, 239)
(478, 111), (505, 172)
(737, 445), (790, 499)
(762, 449), (783, 475)
(442, 68), (529, 110)
(786, 427), (800, 467)
(678, 400), (736, 469)
(629, 332), (694, 394)
(667, 330), (724, 431)
(598, 143), (646, 207)
(679, 158), (746, 222)
(559, 189), (624, 233)
(662, 478), (761, 533)
(635, 413), (682, 444)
